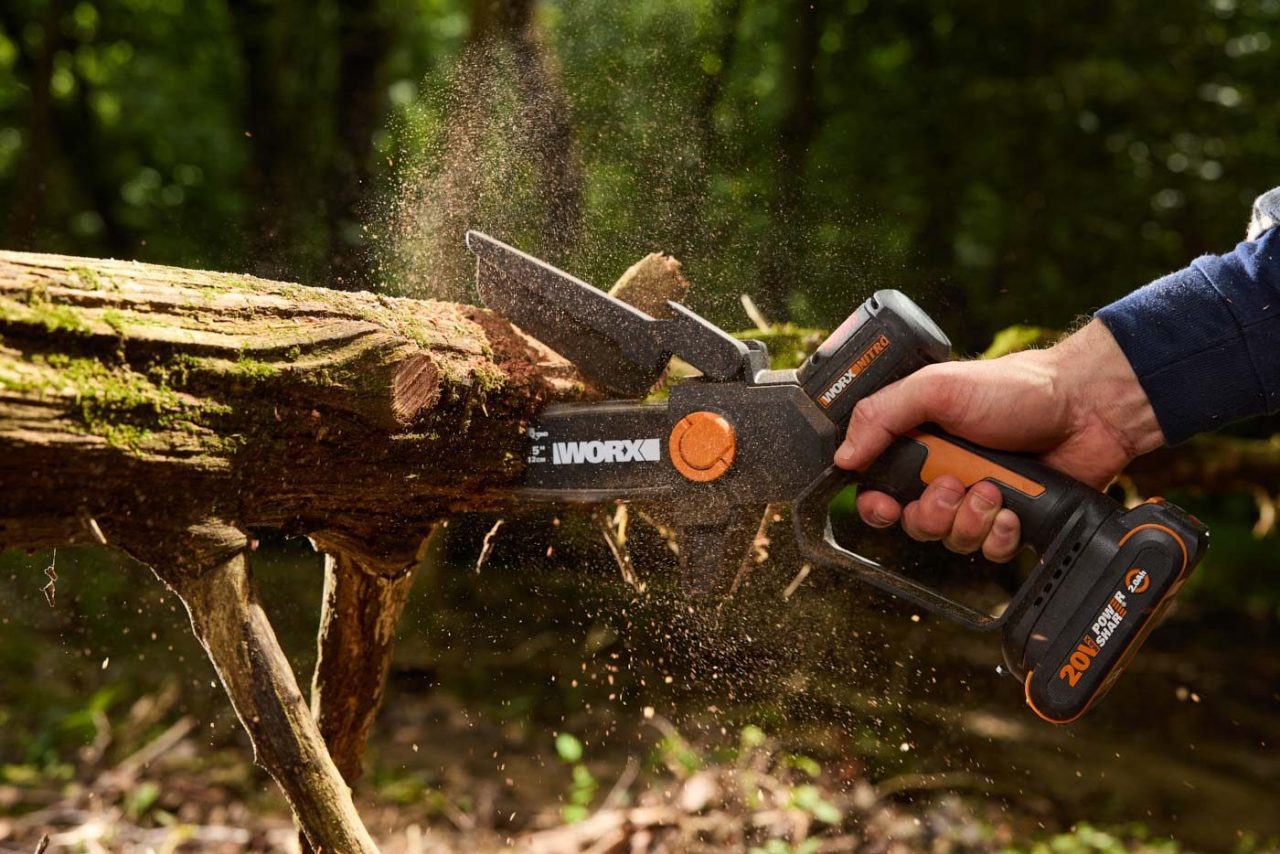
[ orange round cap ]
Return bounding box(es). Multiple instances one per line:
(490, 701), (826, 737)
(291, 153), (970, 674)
(669, 411), (736, 482)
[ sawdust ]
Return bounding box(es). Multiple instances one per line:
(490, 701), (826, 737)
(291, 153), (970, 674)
(380, 33), (583, 303)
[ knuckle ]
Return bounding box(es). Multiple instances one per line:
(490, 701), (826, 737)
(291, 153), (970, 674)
(982, 528), (1021, 563)
(851, 395), (883, 427)
(947, 523), (982, 551)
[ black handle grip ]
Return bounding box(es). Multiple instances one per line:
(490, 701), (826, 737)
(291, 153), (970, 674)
(859, 425), (1114, 557)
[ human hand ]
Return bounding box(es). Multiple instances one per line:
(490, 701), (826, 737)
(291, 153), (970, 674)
(832, 320), (1164, 561)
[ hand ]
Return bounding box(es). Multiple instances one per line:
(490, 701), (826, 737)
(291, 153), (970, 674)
(832, 320), (1164, 562)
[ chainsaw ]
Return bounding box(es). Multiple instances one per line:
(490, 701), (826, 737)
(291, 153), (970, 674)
(466, 231), (1208, 725)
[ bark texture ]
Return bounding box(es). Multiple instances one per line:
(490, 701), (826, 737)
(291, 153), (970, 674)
(0, 250), (583, 555)
(309, 540), (430, 784)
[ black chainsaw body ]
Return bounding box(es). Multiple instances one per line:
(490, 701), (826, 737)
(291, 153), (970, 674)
(466, 230), (1210, 724)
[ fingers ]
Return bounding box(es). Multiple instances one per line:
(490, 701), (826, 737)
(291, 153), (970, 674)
(982, 509), (1021, 563)
(834, 365), (953, 471)
(856, 491), (902, 528)
(901, 476), (966, 541)
(943, 481), (1003, 554)
(867, 476), (1023, 563)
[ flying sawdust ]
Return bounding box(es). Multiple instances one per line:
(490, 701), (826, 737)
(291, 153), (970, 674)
(380, 34), (584, 303)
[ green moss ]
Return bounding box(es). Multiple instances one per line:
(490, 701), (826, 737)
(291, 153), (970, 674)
(228, 354), (277, 380)
(732, 324), (826, 370)
(102, 309), (127, 336)
(472, 362), (506, 393)
(214, 273), (254, 291)
(10, 353), (226, 451)
(0, 372), (43, 395)
(981, 325), (1054, 359)
(69, 267), (104, 290)
(2, 287), (90, 335)
(149, 353), (200, 388)
(41, 354), (182, 448)
(284, 345), (302, 362)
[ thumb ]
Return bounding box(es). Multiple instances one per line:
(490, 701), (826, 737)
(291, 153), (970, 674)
(833, 366), (949, 470)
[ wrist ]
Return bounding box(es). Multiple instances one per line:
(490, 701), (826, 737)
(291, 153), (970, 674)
(1046, 319), (1166, 458)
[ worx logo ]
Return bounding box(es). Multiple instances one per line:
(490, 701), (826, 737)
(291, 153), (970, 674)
(818, 334), (892, 408)
(552, 438), (661, 465)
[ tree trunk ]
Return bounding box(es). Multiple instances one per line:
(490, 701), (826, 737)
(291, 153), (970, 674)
(756, 0), (825, 320)
(328, 0), (394, 291)
(0, 249), (589, 846)
(391, 0), (584, 300)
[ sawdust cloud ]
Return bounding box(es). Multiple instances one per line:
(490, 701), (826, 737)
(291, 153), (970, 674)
(379, 34), (583, 304)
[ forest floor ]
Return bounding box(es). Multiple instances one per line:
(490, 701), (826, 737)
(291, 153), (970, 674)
(1, 516), (1278, 853)
(0, 687), (1211, 854)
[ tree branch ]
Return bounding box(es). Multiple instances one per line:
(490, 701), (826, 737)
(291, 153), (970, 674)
(157, 521), (378, 853)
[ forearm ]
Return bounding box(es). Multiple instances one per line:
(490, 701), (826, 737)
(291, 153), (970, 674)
(1047, 320), (1165, 458)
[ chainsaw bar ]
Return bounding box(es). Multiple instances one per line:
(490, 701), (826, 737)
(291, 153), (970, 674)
(467, 231), (751, 397)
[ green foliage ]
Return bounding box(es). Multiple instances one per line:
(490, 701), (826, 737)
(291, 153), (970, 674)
(125, 780), (161, 820)
(2, 0), (1279, 352)
(554, 732), (598, 823)
(1008, 822), (1180, 854)
(982, 325), (1056, 359)
(655, 727), (703, 777)
(554, 731), (583, 763)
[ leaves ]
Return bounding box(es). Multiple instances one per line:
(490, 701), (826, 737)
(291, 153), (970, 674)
(554, 732), (583, 763)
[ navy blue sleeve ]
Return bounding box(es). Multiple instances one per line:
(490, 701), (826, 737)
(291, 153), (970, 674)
(1095, 227), (1280, 444)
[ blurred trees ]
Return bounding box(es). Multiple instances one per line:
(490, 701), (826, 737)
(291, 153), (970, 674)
(0, 0), (1277, 341)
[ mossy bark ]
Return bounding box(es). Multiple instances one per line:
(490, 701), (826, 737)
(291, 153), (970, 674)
(0, 251), (588, 553)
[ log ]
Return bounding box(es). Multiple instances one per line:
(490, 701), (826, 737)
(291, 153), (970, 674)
(0, 250), (590, 847)
(0, 248), (692, 847)
(0, 251), (586, 554)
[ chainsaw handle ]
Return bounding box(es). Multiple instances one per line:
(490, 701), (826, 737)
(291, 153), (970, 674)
(858, 424), (1108, 557)
(792, 425), (1119, 630)
(792, 462), (1008, 629)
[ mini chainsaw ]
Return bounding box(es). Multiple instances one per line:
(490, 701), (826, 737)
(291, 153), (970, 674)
(467, 231), (1208, 725)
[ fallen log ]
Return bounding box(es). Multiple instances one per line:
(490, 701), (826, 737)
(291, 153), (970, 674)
(0, 249), (575, 848)
(0, 248), (691, 848)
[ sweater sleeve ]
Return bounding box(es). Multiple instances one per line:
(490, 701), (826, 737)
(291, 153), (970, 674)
(1094, 227), (1280, 444)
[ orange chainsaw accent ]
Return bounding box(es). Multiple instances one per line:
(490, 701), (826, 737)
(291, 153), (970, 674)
(907, 429), (1047, 498)
(670, 411), (736, 482)
(1024, 671), (1092, 725)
